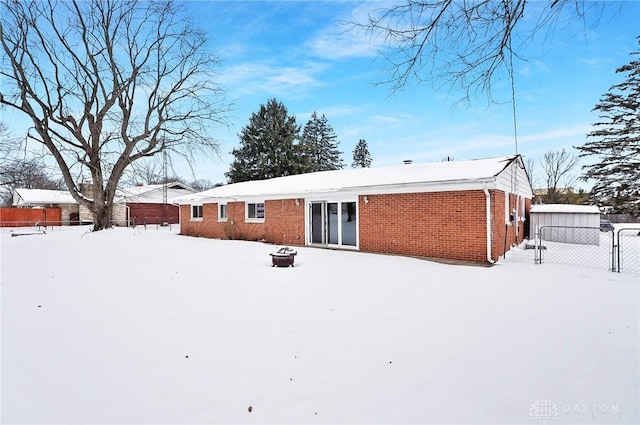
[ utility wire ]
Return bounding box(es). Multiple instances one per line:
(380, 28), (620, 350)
(508, 36), (519, 155)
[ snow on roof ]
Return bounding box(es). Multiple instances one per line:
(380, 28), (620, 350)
(117, 182), (196, 203)
(13, 183), (197, 206)
(530, 204), (601, 214)
(13, 188), (77, 205)
(173, 156), (520, 204)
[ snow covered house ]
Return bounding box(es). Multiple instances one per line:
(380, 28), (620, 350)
(9, 182), (195, 226)
(117, 182), (196, 225)
(174, 155), (532, 264)
(12, 188), (83, 224)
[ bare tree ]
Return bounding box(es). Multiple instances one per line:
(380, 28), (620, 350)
(525, 157), (538, 190)
(0, 158), (65, 206)
(350, 1), (609, 100)
(540, 148), (578, 204)
(189, 179), (217, 191)
(122, 157), (166, 186)
(0, 0), (228, 230)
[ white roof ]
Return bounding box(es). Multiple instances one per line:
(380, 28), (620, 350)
(174, 155), (526, 204)
(13, 188), (77, 206)
(530, 204), (601, 214)
(116, 182), (196, 203)
(13, 182), (196, 206)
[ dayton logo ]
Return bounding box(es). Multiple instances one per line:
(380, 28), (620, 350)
(529, 398), (559, 424)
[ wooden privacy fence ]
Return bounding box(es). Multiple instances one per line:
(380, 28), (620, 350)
(0, 208), (62, 227)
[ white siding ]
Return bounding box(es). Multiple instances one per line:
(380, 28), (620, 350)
(530, 210), (600, 245)
(495, 157), (533, 198)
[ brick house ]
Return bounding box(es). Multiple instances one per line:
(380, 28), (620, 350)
(118, 182), (196, 225)
(174, 155), (532, 264)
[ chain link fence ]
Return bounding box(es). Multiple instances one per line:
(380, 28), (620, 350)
(536, 226), (614, 270)
(616, 228), (640, 274)
(504, 225), (640, 274)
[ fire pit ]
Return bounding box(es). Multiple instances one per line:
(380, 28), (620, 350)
(270, 247), (297, 267)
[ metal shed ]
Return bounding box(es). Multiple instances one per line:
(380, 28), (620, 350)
(530, 204), (601, 245)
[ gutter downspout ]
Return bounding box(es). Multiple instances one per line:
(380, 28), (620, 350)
(484, 187), (496, 264)
(177, 203), (181, 233)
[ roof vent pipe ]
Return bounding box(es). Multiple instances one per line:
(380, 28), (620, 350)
(403, 160), (413, 165)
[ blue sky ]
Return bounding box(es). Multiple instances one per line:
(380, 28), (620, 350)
(3, 1), (639, 190)
(177, 0), (639, 189)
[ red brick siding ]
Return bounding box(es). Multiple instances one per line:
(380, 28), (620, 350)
(491, 192), (531, 258)
(180, 190), (529, 264)
(180, 199), (305, 245)
(358, 191), (490, 262)
(264, 199), (305, 245)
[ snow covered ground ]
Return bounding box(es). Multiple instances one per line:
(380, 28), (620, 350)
(1, 226), (638, 424)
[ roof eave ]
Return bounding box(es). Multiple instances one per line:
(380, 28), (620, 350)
(175, 177), (499, 204)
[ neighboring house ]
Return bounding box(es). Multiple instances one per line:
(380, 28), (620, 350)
(12, 188), (83, 224)
(118, 182), (196, 225)
(174, 155), (533, 264)
(9, 182), (195, 226)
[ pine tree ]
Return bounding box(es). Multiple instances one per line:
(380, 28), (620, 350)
(226, 99), (301, 183)
(352, 139), (372, 168)
(577, 37), (640, 215)
(299, 111), (344, 172)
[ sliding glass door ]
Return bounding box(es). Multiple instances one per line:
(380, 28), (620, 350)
(309, 200), (357, 248)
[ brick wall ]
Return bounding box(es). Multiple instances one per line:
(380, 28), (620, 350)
(180, 199), (305, 245)
(264, 199), (305, 245)
(180, 190), (530, 264)
(358, 190), (491, 262)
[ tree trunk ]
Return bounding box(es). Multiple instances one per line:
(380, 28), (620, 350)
(92, 202), (113, 231)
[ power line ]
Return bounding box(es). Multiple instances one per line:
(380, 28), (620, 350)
(508, 36), (519, 155)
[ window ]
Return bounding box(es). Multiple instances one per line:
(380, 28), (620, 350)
(218, 203), (227, 221)
(246, 202), (265, 221)
(191, 204), (203, 221)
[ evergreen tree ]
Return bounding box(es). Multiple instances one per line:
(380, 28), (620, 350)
(226, 99), (301, 183)
(299, 111), (344, 172)
(577, 37), (640, 215)
(352, 139), (372, 168)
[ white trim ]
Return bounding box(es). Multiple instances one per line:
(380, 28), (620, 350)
(190, 204), (203, 221)
(245, 201), (265, 223)
(505, 193), (510, 225)
(217, 202), (228, 222)
(484, 188), (495, 264)
(193, 179), (499, 205)
(305, 198), (359, 250)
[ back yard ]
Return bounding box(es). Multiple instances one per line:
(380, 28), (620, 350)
(1, 226), (638, 424)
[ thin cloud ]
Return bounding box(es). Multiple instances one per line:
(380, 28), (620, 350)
(308, 28), (379, 60)
(219, 61), (328, 97)
(306, 2), (389, 60)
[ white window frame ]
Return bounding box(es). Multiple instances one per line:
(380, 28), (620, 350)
(305, 196), (359, 250)
(245, 201), (265, 223)
(218, 203), (228, 222)
(191, 204), (203, 221)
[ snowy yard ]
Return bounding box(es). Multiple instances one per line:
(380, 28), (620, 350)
(1, 226), (638, 424)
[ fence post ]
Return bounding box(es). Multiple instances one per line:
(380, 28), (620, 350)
(534, 225), (541, 265)
(612, 229), (617, 273)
